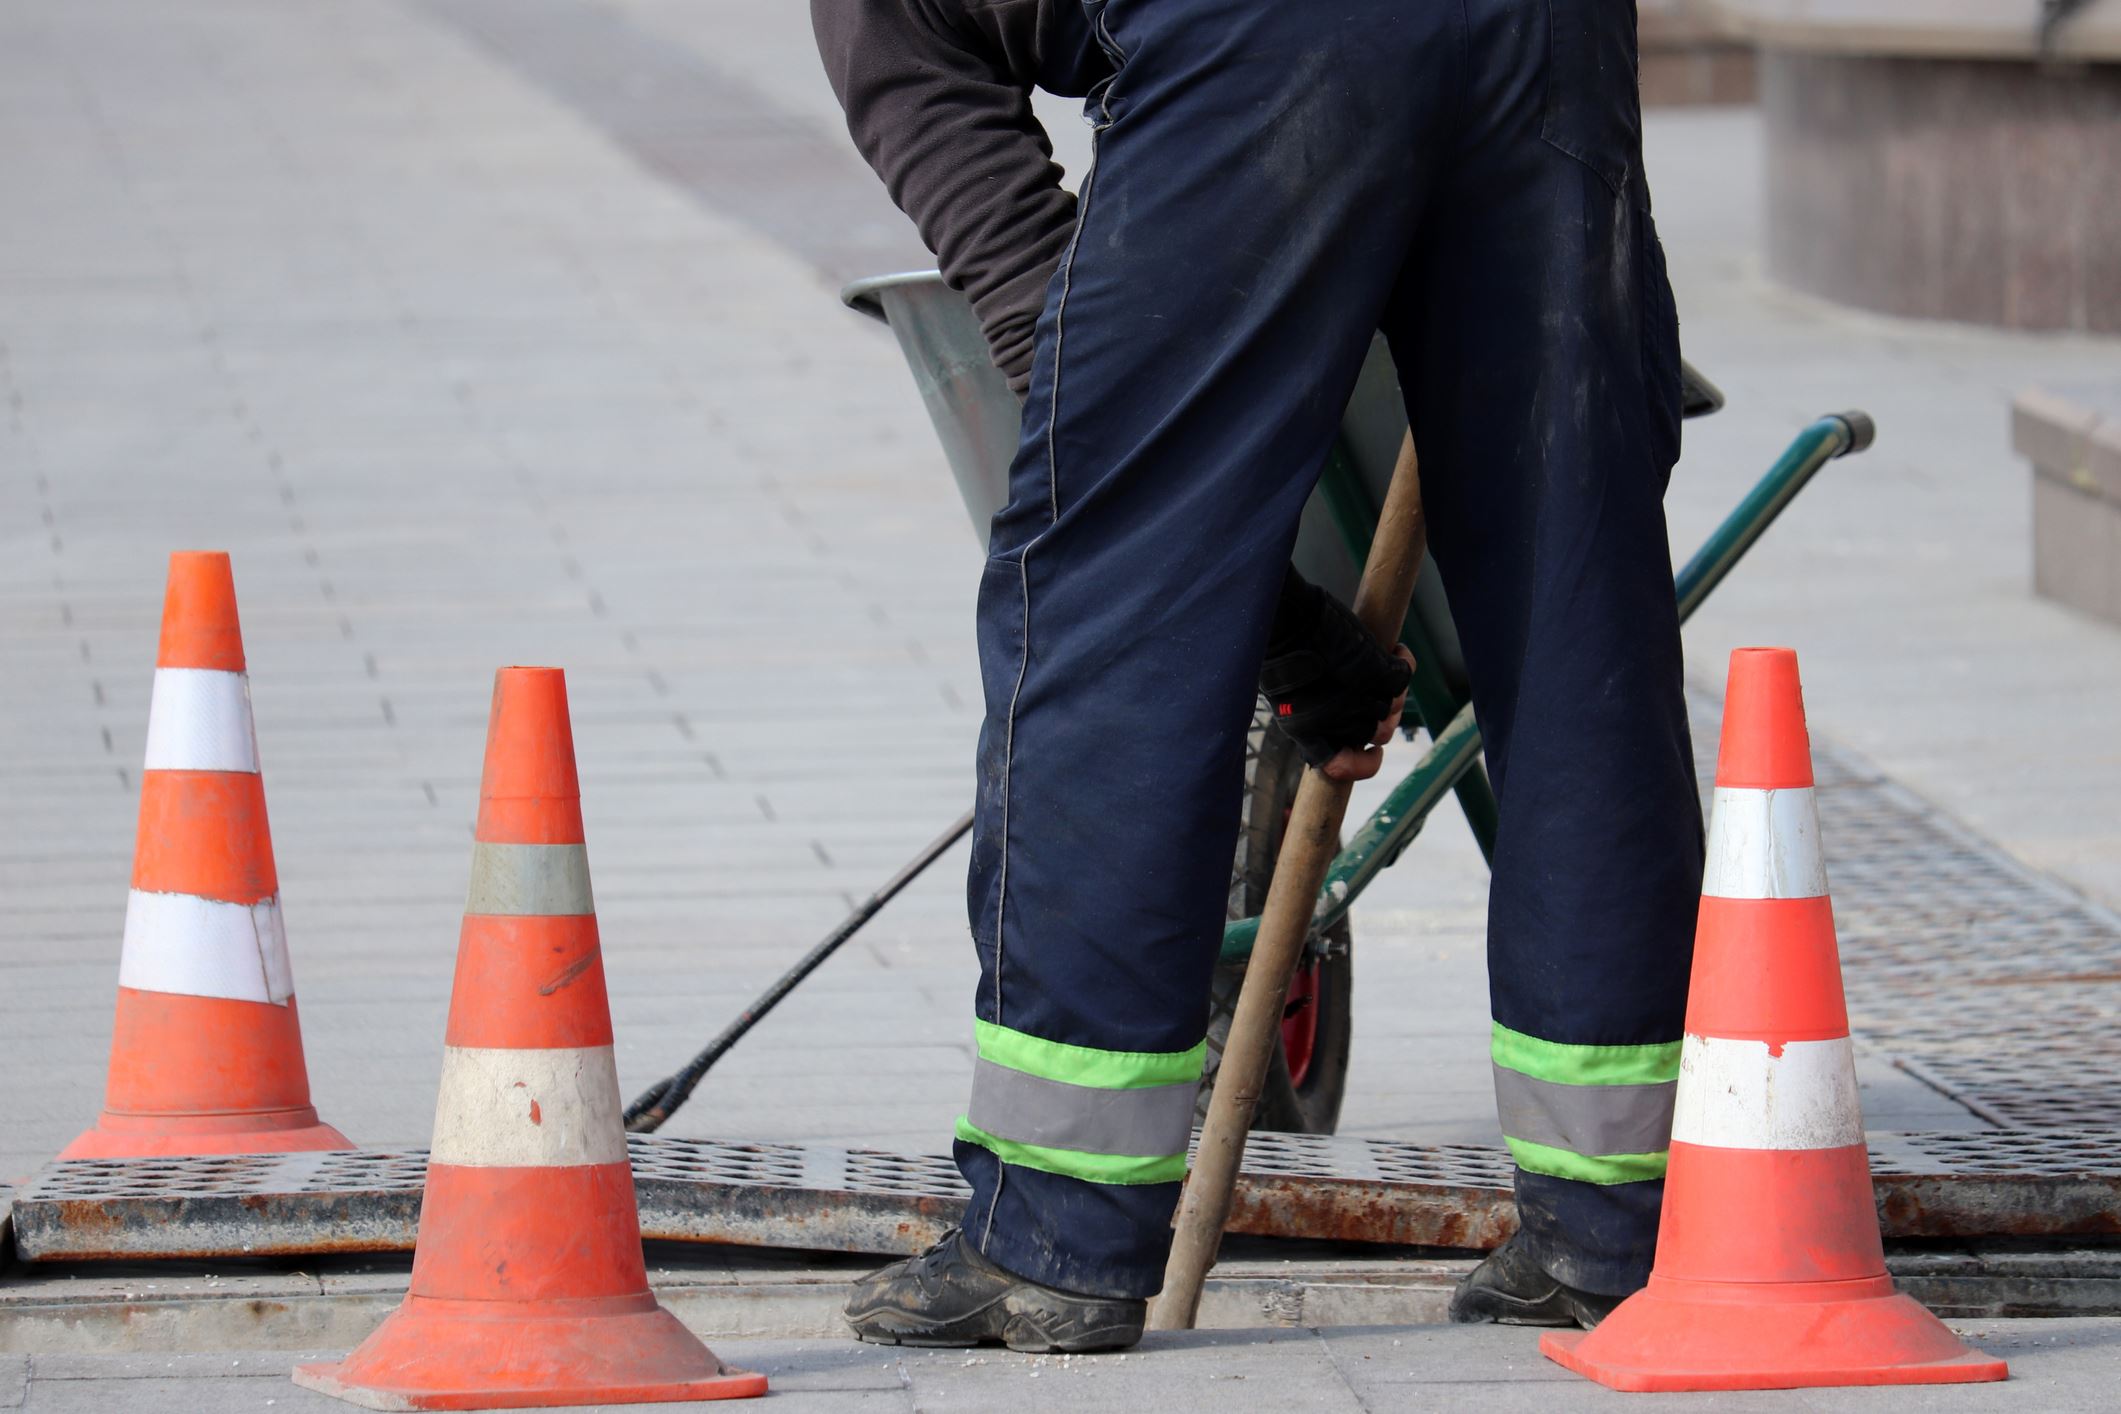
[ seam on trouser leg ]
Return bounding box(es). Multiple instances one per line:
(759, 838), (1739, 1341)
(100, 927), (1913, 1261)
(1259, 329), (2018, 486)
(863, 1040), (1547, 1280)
(982, 114), (1106, 1253)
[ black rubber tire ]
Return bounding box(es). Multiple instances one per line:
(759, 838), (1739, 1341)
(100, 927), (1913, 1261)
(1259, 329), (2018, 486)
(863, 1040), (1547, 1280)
(1196, 700), (1354, 1135)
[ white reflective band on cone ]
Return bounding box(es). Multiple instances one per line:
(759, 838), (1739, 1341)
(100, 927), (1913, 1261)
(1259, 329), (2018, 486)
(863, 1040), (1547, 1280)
(1670, 1034), (1863, 1150)
(142, 668), (260, 774)
(1702, 787), (1828, 900)
(429, 1045), (628, 1168)
(119, 890), (294, 1005)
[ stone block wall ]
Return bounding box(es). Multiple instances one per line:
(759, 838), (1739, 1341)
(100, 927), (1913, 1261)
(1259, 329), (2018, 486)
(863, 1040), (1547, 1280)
(1640, 0), (1759, 105)
(1766, 54), (2121, 333)
(2017, 387), (2121, 627)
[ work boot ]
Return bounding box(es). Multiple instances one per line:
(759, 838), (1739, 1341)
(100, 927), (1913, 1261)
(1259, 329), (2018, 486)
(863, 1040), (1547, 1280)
(844, 1229), (1146, 1353)
(1448, 1233), (1627, 1329)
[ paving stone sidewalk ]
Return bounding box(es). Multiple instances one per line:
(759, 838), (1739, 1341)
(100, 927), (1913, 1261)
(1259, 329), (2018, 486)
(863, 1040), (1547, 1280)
(3, 0), (2117, 1225)
(0, 0), (1498, 1181)
(5, 4), (2121, 1410)
(4, 1321), (2120, 1413)
(0, 0), (981, 1179)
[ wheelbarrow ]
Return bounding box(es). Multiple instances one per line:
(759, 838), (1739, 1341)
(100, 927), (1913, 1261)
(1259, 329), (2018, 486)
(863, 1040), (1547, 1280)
(842, 269), (1873, 1137)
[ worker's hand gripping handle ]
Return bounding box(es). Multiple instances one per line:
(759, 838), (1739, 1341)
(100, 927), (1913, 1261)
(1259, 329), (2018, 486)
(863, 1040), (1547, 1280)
(1152, 432), (1426, 1330)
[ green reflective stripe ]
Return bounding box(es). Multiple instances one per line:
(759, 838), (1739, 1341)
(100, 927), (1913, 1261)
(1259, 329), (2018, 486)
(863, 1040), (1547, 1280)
(955, 1117), (1189, 1186)
(974, 1020), (1205, 1090)
(1490, 1022), (1680, 1087)
(1506, 1136), (1668, 1186)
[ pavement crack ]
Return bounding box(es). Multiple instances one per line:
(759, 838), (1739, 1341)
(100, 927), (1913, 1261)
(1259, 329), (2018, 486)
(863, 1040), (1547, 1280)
(1311, 1325), (1375, 1412)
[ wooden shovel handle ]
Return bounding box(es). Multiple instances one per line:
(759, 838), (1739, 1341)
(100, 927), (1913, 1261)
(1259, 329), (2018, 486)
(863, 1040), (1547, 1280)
(1151, 431), (1425, 1330)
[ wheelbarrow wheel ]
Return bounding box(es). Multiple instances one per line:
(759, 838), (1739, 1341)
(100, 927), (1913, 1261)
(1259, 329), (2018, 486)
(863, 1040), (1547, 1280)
(1198, 700), (1354, 1135)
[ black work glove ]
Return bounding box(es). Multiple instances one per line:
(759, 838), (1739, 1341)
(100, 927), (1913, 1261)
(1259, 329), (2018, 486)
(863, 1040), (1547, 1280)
(1259, 568), (1415, 769)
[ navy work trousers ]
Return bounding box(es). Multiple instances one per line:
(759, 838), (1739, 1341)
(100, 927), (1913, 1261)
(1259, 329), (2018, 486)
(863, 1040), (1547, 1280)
(957, 0), (1704, 1300)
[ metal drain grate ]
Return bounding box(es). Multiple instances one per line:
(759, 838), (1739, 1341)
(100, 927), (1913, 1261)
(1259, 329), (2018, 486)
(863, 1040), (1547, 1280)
(1236, 1135), (1520, 1191)
(32, 1149), (432, 1200)
(1687, 693), (2121, 1134)
(1871, 1129), (2121, 1177)
(13, 1129), (2119, 1262)
(634, 1137), (813, 1187)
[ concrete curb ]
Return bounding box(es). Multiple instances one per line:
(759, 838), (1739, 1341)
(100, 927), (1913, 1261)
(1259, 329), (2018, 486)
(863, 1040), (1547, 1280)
(0, 1255), (1468, 1355)
(6, 1246), (2117, 1355)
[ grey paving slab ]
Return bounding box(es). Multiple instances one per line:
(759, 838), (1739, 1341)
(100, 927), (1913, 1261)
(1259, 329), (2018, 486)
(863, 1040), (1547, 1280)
(4, 0), (2114, 1220)
(7, 1323), (2121, 1413)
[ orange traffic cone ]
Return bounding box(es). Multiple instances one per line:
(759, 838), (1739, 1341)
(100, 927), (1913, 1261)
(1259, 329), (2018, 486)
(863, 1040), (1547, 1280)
(1542, 648), (2005, 1391)
(61, 552), (349, 1160)
(294, 667), (765, 1409)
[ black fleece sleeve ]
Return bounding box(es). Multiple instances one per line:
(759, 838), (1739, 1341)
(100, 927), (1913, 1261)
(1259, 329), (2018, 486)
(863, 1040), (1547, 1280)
(811, 0), (1080, 394)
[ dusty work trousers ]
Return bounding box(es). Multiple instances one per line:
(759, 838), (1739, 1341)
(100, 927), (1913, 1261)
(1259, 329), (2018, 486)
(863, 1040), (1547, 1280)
(957, 0), (1704, 1300)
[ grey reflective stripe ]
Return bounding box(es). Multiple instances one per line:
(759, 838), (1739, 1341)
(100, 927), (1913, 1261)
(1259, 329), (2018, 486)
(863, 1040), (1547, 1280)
(1492, 1064), (1676, 1159)
(967, 1058), (1198, 1158)
(465, 842), (594, 916)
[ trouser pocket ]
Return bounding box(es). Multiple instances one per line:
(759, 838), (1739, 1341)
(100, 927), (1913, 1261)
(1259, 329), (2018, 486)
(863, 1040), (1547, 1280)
(1081, 1), (1127, 127)
(1540, 0), (1642, 197)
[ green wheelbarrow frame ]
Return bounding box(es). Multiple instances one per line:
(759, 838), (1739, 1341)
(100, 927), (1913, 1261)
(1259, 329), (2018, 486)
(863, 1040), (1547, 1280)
(844, 271), (1874, 967)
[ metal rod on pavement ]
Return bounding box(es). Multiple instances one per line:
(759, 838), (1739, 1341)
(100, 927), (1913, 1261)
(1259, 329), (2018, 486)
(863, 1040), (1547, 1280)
(1153, 431), (1428, 1329)
(624, 808), (975, 1134)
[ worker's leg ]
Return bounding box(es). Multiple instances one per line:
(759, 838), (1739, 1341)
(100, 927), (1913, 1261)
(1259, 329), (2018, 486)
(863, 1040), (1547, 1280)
(1383, 0), (1703, 1299)
(956, 0), (1452, 1299)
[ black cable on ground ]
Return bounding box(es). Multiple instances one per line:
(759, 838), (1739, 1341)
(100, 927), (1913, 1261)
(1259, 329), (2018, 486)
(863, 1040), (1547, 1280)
(624, 808), (976, 1133)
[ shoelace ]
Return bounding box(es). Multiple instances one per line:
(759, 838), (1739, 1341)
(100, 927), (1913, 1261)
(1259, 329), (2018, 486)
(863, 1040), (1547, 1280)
(906, 1229), (965, 1297)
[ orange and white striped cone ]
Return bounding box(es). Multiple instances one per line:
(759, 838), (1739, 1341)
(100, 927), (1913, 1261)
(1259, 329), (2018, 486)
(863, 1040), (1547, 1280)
(1541, 648), (2005, 1392)
(60, 552), (349, 1160)
(294, 667), (765, 1409)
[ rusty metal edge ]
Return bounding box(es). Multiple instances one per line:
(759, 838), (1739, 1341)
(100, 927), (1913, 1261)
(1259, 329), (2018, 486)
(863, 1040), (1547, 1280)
(9, 1189), (421, 1264)
(632, 1176), (965, 1256)
(1877, 1174), (2121, 1241)
(14, 1148), (2120, 1263)
(1222, 1175), (1518, 1250)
